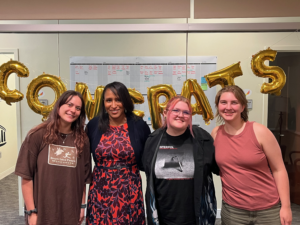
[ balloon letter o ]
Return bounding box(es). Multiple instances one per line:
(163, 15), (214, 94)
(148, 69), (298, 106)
(26, 74), (67, 121)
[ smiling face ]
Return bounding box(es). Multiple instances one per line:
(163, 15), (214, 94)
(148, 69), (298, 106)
(218, 92), (245, 122)
(58, 95), (82, 126)
(164, 101), (191, 135)
(104, 88), (126, 122)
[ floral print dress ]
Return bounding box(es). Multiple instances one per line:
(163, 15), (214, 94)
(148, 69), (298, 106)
(86, 124), (145, 225)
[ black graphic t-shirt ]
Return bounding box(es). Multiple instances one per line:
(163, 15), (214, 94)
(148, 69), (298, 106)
(154, 129), (195, 225)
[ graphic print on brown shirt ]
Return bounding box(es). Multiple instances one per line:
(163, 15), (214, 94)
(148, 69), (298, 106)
(48, 144), (77, 168)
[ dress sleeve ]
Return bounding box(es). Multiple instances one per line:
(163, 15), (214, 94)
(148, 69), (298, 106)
(15, 129), (44, 180)
(84, 137), (92, 184)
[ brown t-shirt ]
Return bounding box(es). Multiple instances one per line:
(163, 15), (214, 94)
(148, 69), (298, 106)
(15, 128), (92, 225)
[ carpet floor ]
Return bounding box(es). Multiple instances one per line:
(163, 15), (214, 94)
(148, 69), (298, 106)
(1, 173), (300, 224)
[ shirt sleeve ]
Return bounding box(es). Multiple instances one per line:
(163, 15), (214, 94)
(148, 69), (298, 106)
(83, 137), (92, 184)
(15, 129), (44, 180)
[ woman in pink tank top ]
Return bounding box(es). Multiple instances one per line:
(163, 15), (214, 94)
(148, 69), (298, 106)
(211, 85), (292, 225)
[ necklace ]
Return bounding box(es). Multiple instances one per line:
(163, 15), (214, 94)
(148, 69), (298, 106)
(59, 133), (72, 144)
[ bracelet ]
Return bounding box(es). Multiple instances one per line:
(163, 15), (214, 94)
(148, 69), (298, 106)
(81, 204), (86, 209)
(24, 208), (38, 216)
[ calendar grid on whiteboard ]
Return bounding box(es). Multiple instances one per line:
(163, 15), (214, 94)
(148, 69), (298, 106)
(70, 56), (217, 133)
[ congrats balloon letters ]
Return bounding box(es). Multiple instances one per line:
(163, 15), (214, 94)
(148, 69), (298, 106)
(181, 79), (214, 125)
(0, 60), (29, 105)
(251, 47), (286, 96)
(147, 84), (177, 130)
(26, 73), (67, 121)
(205, 62), (243, 88)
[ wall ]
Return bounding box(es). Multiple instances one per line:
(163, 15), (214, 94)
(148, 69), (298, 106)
(0, 34), (59, 140)
(0, 53), (18, 179)
(0, 27), (300, 211)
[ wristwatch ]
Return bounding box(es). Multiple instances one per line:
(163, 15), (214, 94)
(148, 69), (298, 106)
(24, 208), (38, 215)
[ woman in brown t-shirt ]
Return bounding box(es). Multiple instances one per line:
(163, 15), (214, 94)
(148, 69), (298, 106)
(15, 90), (91, 225)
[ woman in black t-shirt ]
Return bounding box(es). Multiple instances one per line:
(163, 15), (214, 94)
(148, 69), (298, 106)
(143, 95), (219, 225)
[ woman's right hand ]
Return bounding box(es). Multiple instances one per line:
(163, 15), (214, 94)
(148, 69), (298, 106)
(27, 213), (38, 225)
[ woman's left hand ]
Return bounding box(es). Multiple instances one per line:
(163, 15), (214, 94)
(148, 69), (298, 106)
(78, 208), (85, 225)
(280, 206), (292, 225)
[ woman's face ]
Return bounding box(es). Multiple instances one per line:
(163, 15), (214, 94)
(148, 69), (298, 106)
(218, 92), (245, 122)
(165, 101), (191, 133)
(104, 88), (125, 121)
(58, 96), (82, 126)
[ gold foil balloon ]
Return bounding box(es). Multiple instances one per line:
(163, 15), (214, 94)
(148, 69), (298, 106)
(128, 88), (145, 118)
(205, 62), (243, 88)
(133, 110), (145, 118)
(75, 82), (104, 120)
(26, 73), (67, 121)
(181, 79), (214, 125)
(0, 60), (29, 105)
(128, 88), (144, 104)
(147, 84), (176, 130)
(251, 48), (286, 96)
(75, 84), (145, 120)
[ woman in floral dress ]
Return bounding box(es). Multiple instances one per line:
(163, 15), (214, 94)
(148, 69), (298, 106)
(86, 82), (151, 225)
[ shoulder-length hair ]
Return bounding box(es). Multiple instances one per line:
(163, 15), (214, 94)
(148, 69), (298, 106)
(98, 82), (138, 133)
(28, 90), (87, 158)
(162, 95), (194, 137)
(215, 85), (249, 123)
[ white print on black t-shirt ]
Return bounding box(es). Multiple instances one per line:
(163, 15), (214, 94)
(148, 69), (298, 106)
(155, 145), (194, 179)
(48, 144), (77, 168)
(160, 146), (175, 149)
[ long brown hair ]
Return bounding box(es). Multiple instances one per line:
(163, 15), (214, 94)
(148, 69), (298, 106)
(27, 90), (87, 158)
(215, 85), (248, 123)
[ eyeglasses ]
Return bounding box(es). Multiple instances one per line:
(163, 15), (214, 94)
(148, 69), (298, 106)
(171, 109), (191, 117)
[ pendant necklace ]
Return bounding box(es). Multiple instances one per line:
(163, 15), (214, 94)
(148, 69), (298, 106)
(59, 133), (72, 144)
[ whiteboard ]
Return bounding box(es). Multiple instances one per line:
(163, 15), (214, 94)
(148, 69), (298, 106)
(70, 56), (217, 133)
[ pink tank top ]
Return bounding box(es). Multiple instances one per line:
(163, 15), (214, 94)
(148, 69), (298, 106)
(215, 121), (279, 211)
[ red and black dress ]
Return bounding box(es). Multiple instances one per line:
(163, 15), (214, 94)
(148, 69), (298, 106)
(86, 123), (145, 225)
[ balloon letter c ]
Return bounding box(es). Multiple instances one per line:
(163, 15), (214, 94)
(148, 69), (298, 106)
(0, 60), (29, 105)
